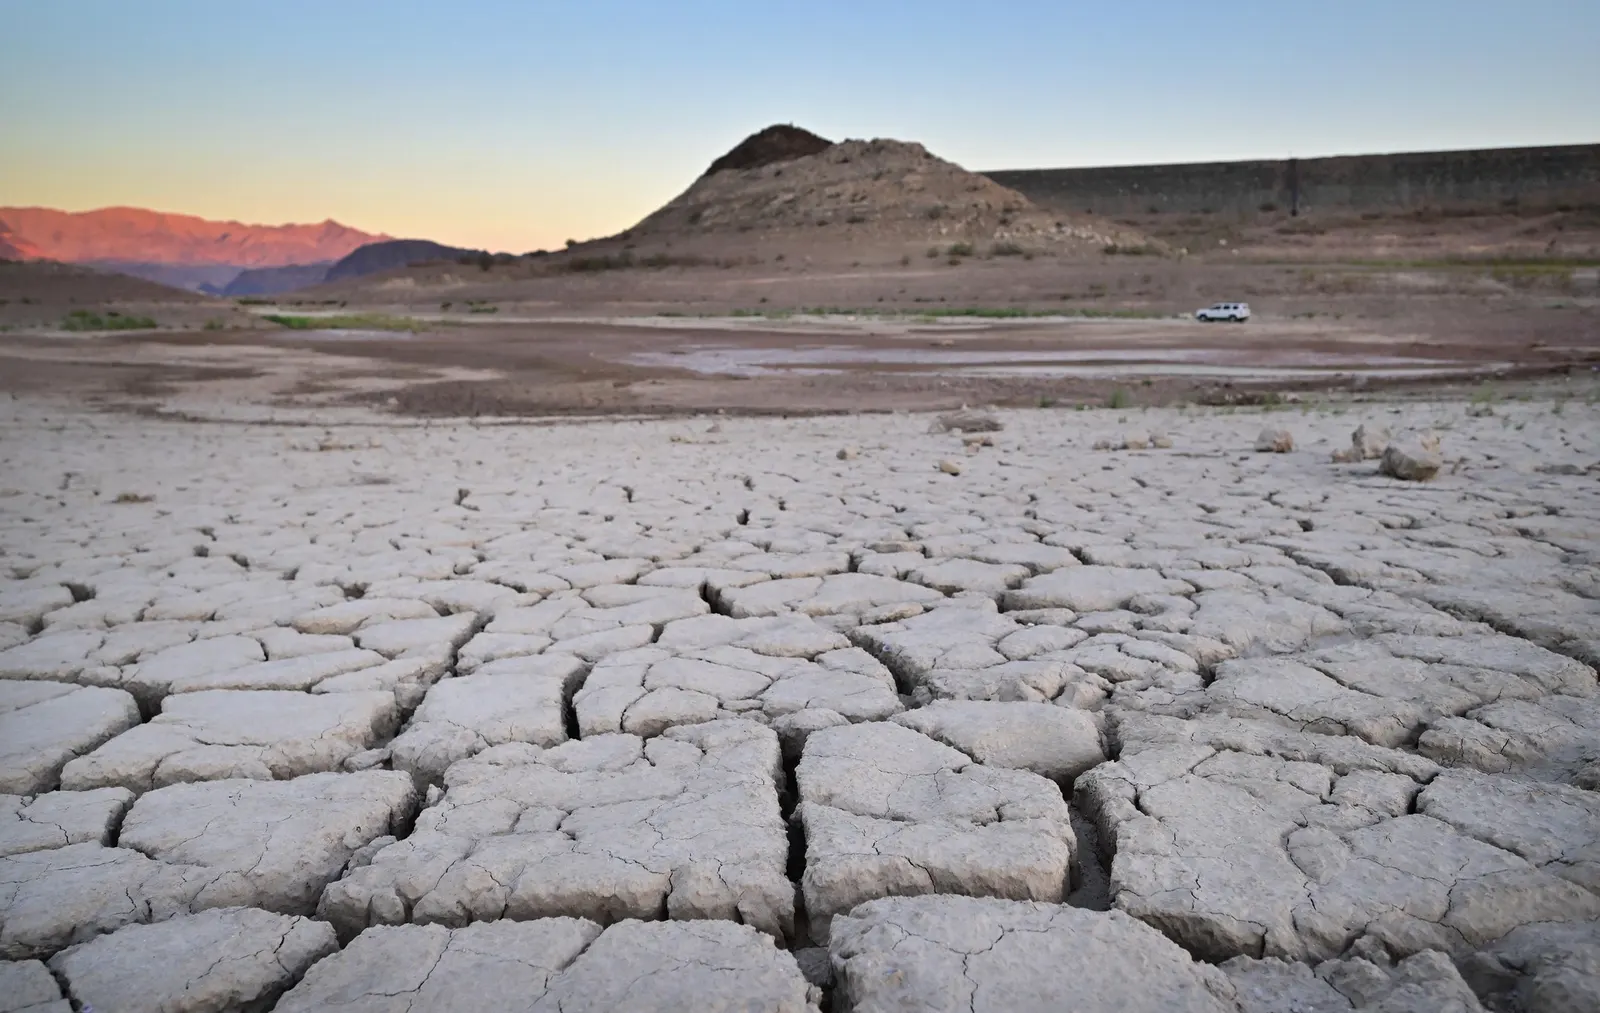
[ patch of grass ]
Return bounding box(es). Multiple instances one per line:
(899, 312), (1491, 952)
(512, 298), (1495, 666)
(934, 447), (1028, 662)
(113, 492), (155, 504)
(990, 242), (1025, 257)
(1352, 255), (1600, 270)
(61, 310), (157, 331)
(263, 313), (427, 332)
(235, 297), (273, 306)
(1102, 243), (1163, 256)
(202, 318), (227, 331)
(947, 243), (975, 258)
(1108, 388), (1131, 410)
(467, 304), (499, 314)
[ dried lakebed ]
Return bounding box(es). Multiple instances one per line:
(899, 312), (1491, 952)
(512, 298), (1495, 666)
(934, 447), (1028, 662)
(0, 392), (1597, 1012)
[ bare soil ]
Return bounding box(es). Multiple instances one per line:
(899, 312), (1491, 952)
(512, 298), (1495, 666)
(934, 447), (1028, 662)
(1, 202), (1596, 421)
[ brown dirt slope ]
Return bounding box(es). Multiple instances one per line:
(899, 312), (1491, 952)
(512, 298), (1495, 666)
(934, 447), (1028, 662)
(0, 260), (202, 305)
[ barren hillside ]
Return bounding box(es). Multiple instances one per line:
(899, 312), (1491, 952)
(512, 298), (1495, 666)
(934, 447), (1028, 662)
(613, 131), (1154, 258)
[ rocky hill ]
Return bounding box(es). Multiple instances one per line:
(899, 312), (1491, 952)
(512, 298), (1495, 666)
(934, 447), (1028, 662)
(323, 239), (481, 283)
(608, 127), (1154, 258)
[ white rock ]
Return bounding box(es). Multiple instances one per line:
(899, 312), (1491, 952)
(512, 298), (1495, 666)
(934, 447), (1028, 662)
(1381, 434), (1444, 481)
(1255, 427), (1294, 452)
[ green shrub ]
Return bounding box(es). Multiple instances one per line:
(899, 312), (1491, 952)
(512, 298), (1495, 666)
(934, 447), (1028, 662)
(1108, 387), (1132, 409)
(61, 310), (157, 331)
(263, 313), (425, 332)
(947, 243), (975, 258)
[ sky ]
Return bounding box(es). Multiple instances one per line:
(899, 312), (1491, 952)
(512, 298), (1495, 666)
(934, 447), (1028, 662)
(3, 0), (1597, 252)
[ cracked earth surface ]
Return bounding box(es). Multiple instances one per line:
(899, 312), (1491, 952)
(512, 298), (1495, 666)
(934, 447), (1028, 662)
(0, 391), (1596, 1011)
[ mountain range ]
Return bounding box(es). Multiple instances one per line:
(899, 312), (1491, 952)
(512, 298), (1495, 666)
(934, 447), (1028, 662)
(0, 206), (390, 293)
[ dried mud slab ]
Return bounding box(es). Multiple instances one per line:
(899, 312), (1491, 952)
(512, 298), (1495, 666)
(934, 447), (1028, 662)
(320, 719), (792, 941)
(1076, 743), (1600, 963)
(0, 958), (71, 1012)
(575, 613), (902, 749)
(47, 907), (337, 1013)
(0, 681), (140, 794)
(0, 788), (133, 857)
(829, 895), (1238, 1013)
(275, 917), (820, 1013)
(796, 721), (1075, 942)
(0, 771), (412, 959)
(59, 689), (399, 793)
(387, 652), (588, 786)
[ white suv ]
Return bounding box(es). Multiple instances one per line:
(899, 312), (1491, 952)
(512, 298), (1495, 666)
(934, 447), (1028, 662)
(1196, 302), (1250, 322)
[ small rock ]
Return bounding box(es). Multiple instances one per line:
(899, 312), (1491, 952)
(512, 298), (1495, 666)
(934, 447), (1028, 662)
(1380, 434), (1443, 481)
(1255, 428), (1294, 453)
(1122, 434), (1150, 451)
(930, 409), (1002, 434)
(1150, 432), (1173, 449)
(836, 447), (859, 460)
(961, 433), (994, 447)
(1331, 447), (1361, 464)
(937, 459), (963, 476)
(1352, 423), (1391, 459)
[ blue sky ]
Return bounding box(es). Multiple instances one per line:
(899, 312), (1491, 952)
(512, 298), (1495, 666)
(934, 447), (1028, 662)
(3, 0), (1596, 250)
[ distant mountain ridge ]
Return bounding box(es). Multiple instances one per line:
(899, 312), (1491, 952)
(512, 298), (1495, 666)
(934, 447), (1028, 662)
(219, 239), (484, 296)
(0, 206), (386, 268)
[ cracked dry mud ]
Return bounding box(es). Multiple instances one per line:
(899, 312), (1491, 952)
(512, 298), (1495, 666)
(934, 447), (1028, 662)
(0, 391), (1596, 1010)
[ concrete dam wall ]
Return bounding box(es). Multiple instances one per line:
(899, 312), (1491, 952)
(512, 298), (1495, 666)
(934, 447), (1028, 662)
(986, 143), (1600, 218)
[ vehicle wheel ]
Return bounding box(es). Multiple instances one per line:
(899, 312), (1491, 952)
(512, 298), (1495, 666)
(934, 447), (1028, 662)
(1228, 315), (1239, 323)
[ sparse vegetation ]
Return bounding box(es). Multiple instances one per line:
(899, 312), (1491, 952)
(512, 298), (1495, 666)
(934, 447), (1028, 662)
(1102, 243), (1163, 256)
(61, 310), (158, 331)
(113, 492), (155, 504)
(564, 251), (706, 273)
(990, 242), (1025, 257)
(947, 243), (975, 258)
(235, 297), (273, 306)
(202, 318), (227, 331)
(263, 313), (427, 332)
(1108, 388), (1132, 409)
